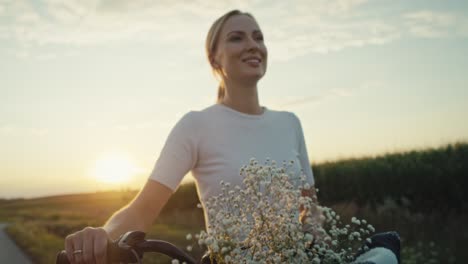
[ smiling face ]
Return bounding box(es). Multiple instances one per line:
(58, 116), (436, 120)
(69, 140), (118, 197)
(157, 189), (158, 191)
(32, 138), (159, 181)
(212, 14), (268, 84)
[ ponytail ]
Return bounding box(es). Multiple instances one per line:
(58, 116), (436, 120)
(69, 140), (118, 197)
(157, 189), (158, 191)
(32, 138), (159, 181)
(217, 83), (225, 103)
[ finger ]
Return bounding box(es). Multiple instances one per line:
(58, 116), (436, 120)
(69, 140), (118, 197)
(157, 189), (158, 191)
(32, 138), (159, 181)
(65, 234), (76, 264)
(82, 228), (96, 264)
(94, 234), (108, 264)
(72, 233), (85, 264)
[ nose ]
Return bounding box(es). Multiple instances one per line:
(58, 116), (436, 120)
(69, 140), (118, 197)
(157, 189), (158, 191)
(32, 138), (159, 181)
(245, 36), (261, 52)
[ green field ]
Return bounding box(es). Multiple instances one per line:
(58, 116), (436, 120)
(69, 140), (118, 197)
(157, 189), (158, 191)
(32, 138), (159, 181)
(0, 190), (206, 263)
(1, 142), (466, 263)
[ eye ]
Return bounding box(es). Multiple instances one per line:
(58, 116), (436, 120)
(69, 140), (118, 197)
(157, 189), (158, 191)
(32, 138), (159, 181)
(229, 36), (242, 42)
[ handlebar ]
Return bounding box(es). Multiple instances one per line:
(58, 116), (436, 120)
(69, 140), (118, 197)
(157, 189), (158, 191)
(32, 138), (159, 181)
(56, 231), (197, 264)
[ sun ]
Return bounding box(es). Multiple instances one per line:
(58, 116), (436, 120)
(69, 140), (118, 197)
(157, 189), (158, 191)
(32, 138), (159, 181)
(91, 152), (139, 184)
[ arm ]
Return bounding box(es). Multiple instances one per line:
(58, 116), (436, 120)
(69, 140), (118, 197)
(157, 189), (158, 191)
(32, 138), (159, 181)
(102, 113), (198, 240)
(291, 113), (323, 232)
(300, 187), (324, 226)
(300, 186), (330, 245)
(102, 179), (173, 240)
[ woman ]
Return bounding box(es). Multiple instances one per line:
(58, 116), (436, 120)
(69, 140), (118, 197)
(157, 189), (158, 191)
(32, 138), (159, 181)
(64, 10), (399, 264)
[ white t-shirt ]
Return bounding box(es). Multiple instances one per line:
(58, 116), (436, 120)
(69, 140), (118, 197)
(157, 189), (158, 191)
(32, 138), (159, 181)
(149, 103), (315, 229)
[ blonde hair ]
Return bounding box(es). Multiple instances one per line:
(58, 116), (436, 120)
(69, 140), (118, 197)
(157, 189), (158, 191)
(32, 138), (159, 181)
(205, 10), (255, 103)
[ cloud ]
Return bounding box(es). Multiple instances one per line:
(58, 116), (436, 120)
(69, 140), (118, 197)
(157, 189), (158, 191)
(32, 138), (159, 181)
(253, 0), (404, 59)
(274, 80), (382, 109)
(30, 127), (49, 136)
(1, 0), (234, 47)
(1, 0), (466, 60)
(113, 121), (154, 132)
(403, 10), (468, 38)
(85, 120), (156, 132)
(275, 95), (326, 108)
(0, 124), (17, 135)
(273, 89), (346, 109)
(0, 124), (49, 136)
(266, 20), (401, 60)
(331, 88), (354, 97)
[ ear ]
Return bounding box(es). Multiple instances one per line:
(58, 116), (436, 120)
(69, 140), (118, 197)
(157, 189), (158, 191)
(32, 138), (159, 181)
(210, 53), (223, 69)
(209, 56), (219, 69)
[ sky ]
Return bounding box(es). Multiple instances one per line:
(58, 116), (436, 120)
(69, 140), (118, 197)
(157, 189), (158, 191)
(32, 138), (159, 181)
(1, 0), (467, 199)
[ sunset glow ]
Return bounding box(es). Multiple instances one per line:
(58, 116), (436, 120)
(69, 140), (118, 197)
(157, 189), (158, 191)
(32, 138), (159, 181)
(91, 153), (140, 184)
(0, 0), (467, 199)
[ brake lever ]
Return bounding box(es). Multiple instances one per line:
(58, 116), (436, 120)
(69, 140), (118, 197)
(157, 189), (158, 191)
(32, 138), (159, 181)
(111, 231), (146, 263)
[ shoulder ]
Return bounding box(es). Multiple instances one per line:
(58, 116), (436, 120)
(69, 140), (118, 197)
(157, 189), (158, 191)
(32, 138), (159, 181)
(267, 108), (301, 125)
(177, 104), (219, 122)
(166, 110), (205, 144)
(183, 104), (228, 124)
(175, 111), (198, 128)
(173, 105), (218, 130)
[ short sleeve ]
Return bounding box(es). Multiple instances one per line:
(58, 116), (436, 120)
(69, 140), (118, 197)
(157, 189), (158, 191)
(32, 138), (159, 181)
(148, 112), (199, 192)
(291, 113), (315, 186)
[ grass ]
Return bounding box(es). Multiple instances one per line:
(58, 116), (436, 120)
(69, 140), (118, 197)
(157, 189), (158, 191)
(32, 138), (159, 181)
(0, 191), (206, 263)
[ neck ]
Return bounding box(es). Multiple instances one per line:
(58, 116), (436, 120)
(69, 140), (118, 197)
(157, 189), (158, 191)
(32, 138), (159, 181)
(221, 79), (263, 115)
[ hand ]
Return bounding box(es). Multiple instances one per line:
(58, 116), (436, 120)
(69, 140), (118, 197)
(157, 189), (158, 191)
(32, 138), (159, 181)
(301, 205), (331, 246)
(65, 227), (111, 264)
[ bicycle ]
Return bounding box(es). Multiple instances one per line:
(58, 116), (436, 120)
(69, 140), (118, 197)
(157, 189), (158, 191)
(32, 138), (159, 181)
(56, 230), (400, 264)
(56, 230), (198, 264)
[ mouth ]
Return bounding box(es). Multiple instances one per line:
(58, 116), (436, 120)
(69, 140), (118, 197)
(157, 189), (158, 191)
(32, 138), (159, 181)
(242, 56), (262, 67)
(242, 56), (262, 64)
